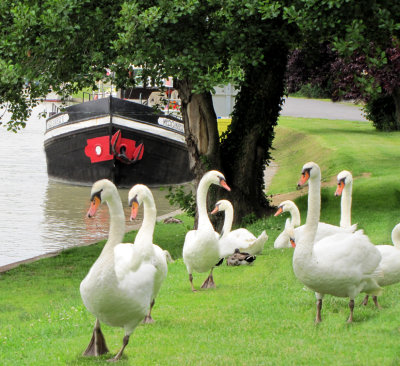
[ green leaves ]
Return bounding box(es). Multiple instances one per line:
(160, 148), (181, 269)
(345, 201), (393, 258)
(0, 0), (400, 131)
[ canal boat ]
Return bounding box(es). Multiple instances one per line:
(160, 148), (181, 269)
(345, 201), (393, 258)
(44, 96), (193, 187)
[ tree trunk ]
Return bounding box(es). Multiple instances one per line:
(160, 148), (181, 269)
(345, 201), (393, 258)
(220, 43), (289, 225)
(175, 78), (222, 228)
(392, 87), (400, 130)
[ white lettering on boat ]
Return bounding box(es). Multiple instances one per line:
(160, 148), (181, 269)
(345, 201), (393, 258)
(157, 117), (184, 133)
(47, 113), (70, 130)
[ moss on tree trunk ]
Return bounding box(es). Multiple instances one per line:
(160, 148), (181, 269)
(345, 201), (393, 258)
(220, 43), (289, 224)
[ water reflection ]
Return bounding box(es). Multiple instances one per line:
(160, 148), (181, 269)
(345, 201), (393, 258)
(41, 181), (178, 250)
(0, 103), (181, 268)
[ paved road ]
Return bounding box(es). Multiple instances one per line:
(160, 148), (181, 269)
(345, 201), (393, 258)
(281, 97), (367, 121)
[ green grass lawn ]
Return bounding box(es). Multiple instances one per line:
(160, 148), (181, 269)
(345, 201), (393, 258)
(270, 116), (400, 244)
(2, 116), (400, 365)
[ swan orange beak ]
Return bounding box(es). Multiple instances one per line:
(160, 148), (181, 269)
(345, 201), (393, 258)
(298, 170), (310, 187)
(290, 238), (296, 248)
(211, 206), (219, 215)
(220, 179), (231, 192)
(87, 196), (101, 218)
(274, 207), (283, 216)
(335, 181), (345, 196)
(130, 201), (139, 221)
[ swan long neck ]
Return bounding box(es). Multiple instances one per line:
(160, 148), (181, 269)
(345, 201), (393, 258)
(221, 205), (233, 237)
(289, 205), (301, 227)
(135, 194), (156, 245)
(340, 180), (352, 228)
(296, 171), (321, 260)
(197, 179), (213, 230)
(101, 193), (125, 255)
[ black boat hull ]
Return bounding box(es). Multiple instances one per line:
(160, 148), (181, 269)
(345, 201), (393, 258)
(44, 97), (193, 187)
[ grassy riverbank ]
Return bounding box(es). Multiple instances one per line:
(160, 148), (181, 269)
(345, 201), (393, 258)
(269, 116), (400, 244)
(1, 116), (400, 365)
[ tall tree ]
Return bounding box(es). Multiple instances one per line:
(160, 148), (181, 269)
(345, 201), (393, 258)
(1, 0), (400, 223)
(113, 1), (295, 221)
(285, 1), (400, 130)
(0, 0), (122, 130)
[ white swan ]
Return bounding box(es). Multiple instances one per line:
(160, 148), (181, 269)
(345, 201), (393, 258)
(80, 179), (124, 359)
(362, 224), (400, 307)
(293, 162), (382, 323)
(334, 170), (353, 228)
(211, 199), (268, 256)
(128, 184), (168, 323)
(182, 170), (231, 291)
(274, 199), (357, 249)
(274, 200), (300, 248)
(80, 179), (159, 361)
(334, 171), (400, 308)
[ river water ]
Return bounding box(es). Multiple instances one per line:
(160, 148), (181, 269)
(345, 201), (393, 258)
(0, 103), (181, 269)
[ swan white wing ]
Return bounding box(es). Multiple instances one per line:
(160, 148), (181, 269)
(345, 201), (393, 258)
(219, 229), (267, 256)
(83, 248), (157, 331)
(245, 231), (268, 255)
(183, 229), (220, 273)
(376, 245), (400, 286)
(298, 232), (382, 298)
(274, 231), (291, 248)
(182, 230), (197, 260)
(106, 262), (157, 332)
(294, 222), (358, 243)
(151, 244), (169, 300)
(313, 231), (382, 281)
(230, 228), (257, 241)
(218, 229), (256, 257)
(153, 244), (169, 276)
(114, 244), (141, 281)
(314, 222), (357, 241)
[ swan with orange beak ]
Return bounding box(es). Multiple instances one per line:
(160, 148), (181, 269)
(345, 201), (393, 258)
(127, 184), (169, 324)
(273, 200), (301, 248)
(87, 190), (102, 218)
(182, 170), (231, 291)
(334, 170), (353, 228)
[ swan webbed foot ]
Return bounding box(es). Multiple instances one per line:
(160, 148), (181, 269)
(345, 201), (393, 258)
(108, 335), (130, 362)
(83, 319), (109, 356)
(142, 315), (154, 324)
(142, 299), (155, 323)
(347, 299), (355, 323)
(200, 271), (216, 289)
(372, 295), (382, 309)
(315, 299), (322, 324)
(362, 294), (369, 306)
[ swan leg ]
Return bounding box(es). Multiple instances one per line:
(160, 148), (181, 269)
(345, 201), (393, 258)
(83, 318), (109, 356)
(189, 273), (197, 292)
(362, 295), (369, 306)
(108, 335), (130, 362)
(372, 296), (382, 309)
(315, 299), (322, 324)
(201, 268), (216, 289)
(143, 299), (155, 324)
(347, 299), (355, 323)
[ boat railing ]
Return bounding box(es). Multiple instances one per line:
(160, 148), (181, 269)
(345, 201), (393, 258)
(48, 103), (60, 117)
(82, 91), (117, 103)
